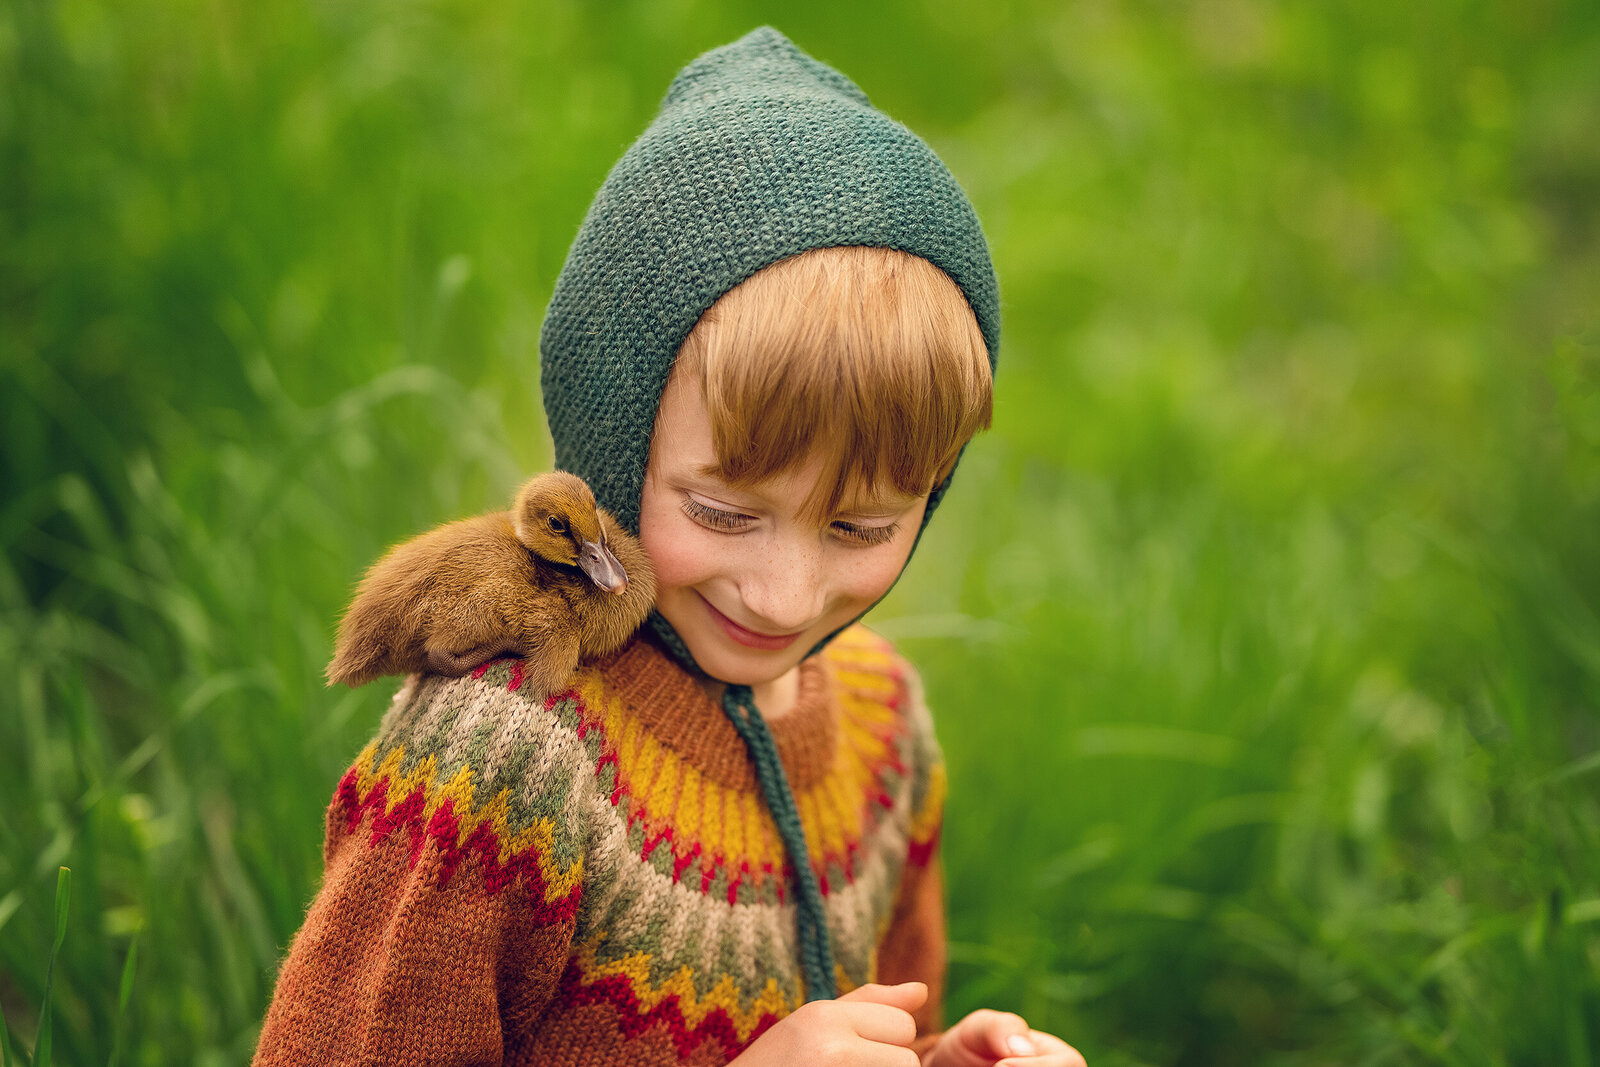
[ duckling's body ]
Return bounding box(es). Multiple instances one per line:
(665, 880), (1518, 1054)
(326, 473), (656, 694)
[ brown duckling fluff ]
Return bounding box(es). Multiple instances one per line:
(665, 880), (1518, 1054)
(325, 471), (656, 695)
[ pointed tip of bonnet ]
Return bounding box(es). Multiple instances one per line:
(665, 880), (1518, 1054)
(662, 25), (873, 112)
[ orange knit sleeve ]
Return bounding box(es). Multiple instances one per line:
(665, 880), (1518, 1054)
(253, 788), (580, 1067)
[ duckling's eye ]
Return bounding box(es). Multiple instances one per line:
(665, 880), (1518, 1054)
(547, 515), (568, 535)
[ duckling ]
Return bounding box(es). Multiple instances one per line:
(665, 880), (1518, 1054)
(326, 471), (656, 695)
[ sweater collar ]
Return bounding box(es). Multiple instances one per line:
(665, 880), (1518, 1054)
(594, 632), (840, 792)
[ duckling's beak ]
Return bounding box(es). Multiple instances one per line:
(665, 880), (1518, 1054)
(578, 539), (628, 594)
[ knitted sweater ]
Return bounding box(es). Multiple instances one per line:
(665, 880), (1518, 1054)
(254, 624), (947, 1065)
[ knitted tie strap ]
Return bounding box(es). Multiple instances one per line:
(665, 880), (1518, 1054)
(721, 683), (838, 1002)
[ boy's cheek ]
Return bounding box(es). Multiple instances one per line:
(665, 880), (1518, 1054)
(639, 514), (721, 593)
(839, 517), (926, 604)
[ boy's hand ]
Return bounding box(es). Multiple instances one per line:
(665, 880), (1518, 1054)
(731, 982), (928, 1066)
(921, 1010), (1087, 1067)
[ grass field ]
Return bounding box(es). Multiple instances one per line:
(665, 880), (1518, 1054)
(3, 1), (1599, 1064)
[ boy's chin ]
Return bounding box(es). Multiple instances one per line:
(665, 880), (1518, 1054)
(672, 627), (805, 689)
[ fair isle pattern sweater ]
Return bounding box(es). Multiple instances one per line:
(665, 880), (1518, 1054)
(254, 625), (947, 1066)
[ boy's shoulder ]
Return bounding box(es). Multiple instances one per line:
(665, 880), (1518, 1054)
(358, 662), (588, 777)
(821, 623), (913, 675)
(329, 664), (597, 880)
(821, 623), (934, 731)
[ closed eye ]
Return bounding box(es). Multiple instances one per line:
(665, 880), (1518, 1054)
(681, 497), (755, 532)
(831, 520), (900, 547)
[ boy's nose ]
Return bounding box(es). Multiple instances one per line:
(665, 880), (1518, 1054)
(739, 543), (828, 633)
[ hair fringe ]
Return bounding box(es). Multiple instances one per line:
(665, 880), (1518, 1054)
(673, 247), (992, 520)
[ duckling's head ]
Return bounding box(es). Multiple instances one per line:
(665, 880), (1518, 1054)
(512, 472), (628, 593)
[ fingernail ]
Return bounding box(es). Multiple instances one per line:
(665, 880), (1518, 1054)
(1007, 1034), (1036, 1056)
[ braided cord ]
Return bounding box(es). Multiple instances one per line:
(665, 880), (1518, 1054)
(648, 611), (696, 664)
(721, 682), (837, 1001)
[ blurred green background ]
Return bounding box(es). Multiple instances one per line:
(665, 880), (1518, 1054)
(4, 0), (1598, 1063)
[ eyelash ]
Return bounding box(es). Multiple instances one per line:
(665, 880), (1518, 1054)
(681, 497), (751, 531)
(680, 498), (900, 546)
(832, 519), (900, 546)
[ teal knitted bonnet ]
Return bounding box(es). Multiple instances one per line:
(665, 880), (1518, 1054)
(537, 26), (998, 1003)
(540, 26), (999, 535)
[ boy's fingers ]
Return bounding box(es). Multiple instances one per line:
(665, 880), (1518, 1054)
(958, 1009), (1033, 1059)
(835, 1001), (920, 1047)
(1022, 1029), (1087, 1067)
(837, 981), (929, 1012)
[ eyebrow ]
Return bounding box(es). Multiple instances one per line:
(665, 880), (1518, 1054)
(682, 464), (751, 498)
(834, 497), (918, 520)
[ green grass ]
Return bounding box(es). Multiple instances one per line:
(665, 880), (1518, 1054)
(3, 1), (1598, 1064)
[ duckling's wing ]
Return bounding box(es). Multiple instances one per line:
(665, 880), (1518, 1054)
(424, 637), (520, 678)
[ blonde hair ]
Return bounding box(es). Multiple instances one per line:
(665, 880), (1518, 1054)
(673, 246), (993, 521)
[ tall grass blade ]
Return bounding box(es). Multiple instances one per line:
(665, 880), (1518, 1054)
(1, 994), (13, 1067)
(33, 866), (71, 1067)
(107, 931), (139, 1067)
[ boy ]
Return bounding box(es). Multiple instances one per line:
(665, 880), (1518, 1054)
(255, 27), (1084, 1067)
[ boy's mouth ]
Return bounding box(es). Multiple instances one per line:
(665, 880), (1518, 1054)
(697, 593), (803, 652)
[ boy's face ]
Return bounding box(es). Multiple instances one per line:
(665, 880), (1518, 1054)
(639, 370), (929, 692)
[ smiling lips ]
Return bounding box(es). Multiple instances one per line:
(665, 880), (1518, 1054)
(697, 593), (802, 651)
